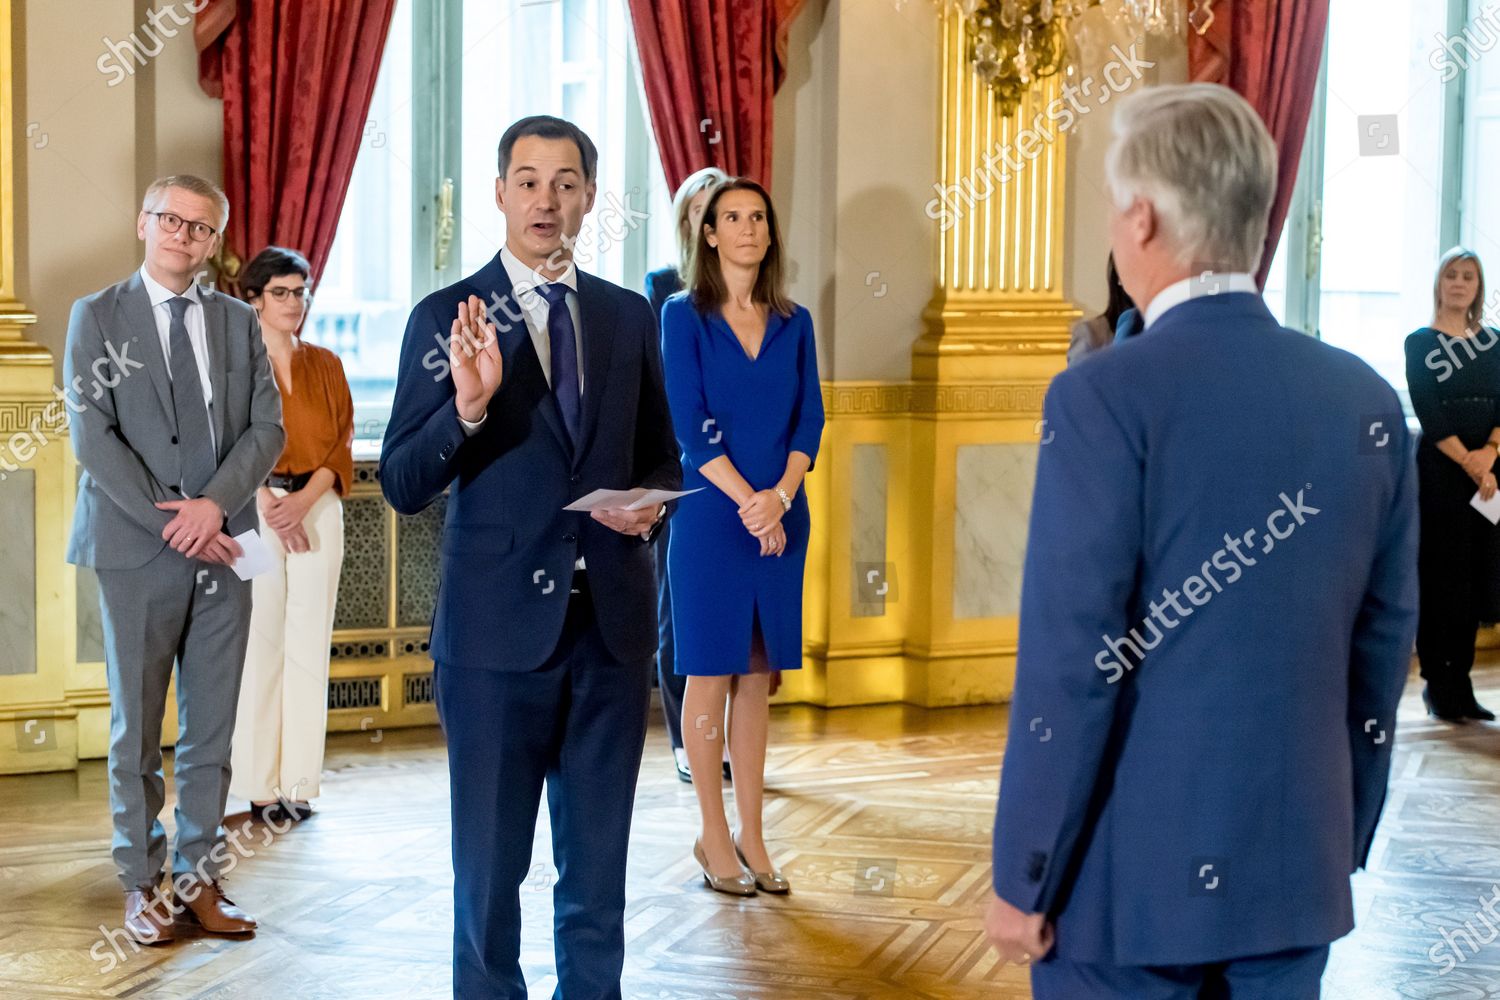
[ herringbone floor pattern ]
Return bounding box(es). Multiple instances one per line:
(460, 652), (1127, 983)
(2, 668), (1497, 998)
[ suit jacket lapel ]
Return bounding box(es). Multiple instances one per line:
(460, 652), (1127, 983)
(573, 272), (615, 468)
(482, 258), (571, 456)
(120, 273), (176, 425)
(202, 288), (229, 458)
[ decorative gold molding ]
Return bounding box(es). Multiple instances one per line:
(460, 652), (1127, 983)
(0, 0), (36, 339)
(803, 0), (1082, 712)
(809, 637), (1019, 662)
(823, 380), (1048, 416)
(0, 399), (65, 434)
(0, 0), (64, 776)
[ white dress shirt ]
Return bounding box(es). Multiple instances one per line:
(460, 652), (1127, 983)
(457, 248), (591, 568)
(500, 244), (584, 394)
(1144, 271), (1260, 331)
(458, 246), (583, 436)
(140, 264), (216, 452)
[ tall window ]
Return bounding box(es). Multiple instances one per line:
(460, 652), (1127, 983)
(304, 0), (414, 446)
(1272, 0), (1462, 409)
(308, 0), (678, 447)
(1459, 4), (1500, 281)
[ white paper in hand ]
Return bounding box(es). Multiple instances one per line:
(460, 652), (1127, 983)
(564, 487), (703, 512)
(1471, 489), (1500, 525)
(231, 529), (275, 581)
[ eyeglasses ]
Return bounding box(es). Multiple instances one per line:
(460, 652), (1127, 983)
(149, 211), (219, 243)
(265, 286), (312, 303)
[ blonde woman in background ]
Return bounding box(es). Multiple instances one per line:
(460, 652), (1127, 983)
(1405, 247), (1500, 723)
(645, 166), (730, 783)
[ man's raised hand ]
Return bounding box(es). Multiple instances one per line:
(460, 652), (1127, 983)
(452, 294), (503, 422)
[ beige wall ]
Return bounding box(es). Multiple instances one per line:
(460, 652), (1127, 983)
(772, 0), (840, 372)
(772, 1), (1187, 375)
(15, 1), (1183, 381)
(772, 0), (940, 382)
(16, 0), (220, 373)
(1063, 15), (1187, 319)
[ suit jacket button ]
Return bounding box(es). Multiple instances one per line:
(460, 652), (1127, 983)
(570, 474), (580, 485)
(563, 532), (577, 543)
(171, 436), (178, 445)
(440, 445), (452, 460)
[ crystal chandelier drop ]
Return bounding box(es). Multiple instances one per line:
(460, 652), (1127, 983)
(939, 1), (1205, 116)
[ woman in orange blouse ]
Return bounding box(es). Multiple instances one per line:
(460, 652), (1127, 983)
(230, 247), (354, 825)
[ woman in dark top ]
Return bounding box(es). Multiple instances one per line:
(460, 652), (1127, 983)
(662, 178), (824, 895)
(645, 166), (728, 782)
(1405, 247), (1500, 722)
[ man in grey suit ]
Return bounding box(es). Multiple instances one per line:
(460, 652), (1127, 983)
(65, 175), (284, 945)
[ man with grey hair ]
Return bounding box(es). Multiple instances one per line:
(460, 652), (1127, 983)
(986, 84), (1418, 997)
(66, 175), (283, 945)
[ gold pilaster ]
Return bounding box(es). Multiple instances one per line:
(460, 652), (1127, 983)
(0, 0), (39, 355)
(0, 0), (73, 774)
(915, 11), (1080, 383)
(899, 8), (1078, 705)
(788, 11), (1081, 709)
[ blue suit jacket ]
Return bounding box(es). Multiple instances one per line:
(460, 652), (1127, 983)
(380, 254), (681, 673)
(993, 293), (1418, 966)
(644, 266), (683, 330)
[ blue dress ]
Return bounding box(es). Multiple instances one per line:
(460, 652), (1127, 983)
(660, 293), (825, 676)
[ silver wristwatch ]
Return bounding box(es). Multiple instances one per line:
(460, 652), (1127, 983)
(774, 487), (792, 512)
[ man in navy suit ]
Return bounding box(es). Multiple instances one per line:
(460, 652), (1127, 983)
(381, 116), (680, 999)
(986, 85), (1418, 998)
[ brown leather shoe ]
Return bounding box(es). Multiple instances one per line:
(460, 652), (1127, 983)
(124, 888), (175, 946)
(173, 877), (257, 935)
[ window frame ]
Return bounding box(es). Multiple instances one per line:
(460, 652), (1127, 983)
(313, 0), (669, 448)
(1278, 0), (1469, 339)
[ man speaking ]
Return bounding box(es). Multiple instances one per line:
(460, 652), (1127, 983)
(381, 116), (679, 999)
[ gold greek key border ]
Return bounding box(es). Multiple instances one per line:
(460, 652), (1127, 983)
(821, 381), (1047, 416)
(0, 400), (66, 435)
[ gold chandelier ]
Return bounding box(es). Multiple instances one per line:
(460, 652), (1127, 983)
(940, 1), (1216, 117)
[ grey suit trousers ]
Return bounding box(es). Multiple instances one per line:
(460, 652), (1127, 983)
(98, 547), (251, 890)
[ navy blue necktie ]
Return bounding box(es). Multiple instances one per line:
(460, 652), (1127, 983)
(166, 296), (216, 495)
(1114, 307), (1143, 343)
(537, 282), (581, 443)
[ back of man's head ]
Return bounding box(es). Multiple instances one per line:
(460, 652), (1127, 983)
(1106, 84), (1277, 274)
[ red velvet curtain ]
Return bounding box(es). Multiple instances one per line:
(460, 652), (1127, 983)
(627, 0), (806, 192)
(1189, 0), (1331, 289)
(195, 0), (398, 288)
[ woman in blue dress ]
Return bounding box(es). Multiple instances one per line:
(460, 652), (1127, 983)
(661, 177), (824, 896)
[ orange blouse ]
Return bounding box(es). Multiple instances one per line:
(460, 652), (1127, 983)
(272, 340), (355, 498)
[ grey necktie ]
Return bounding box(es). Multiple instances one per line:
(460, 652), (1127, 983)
(166, 297), (216, 496)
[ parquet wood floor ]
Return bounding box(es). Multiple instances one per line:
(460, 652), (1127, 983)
(2, 668), (1497, 998)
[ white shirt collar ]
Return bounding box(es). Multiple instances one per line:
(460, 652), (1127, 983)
(498, 244), (578, 307)
(138, 264), (203, 308)
(1144, 272), (1259, 330)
